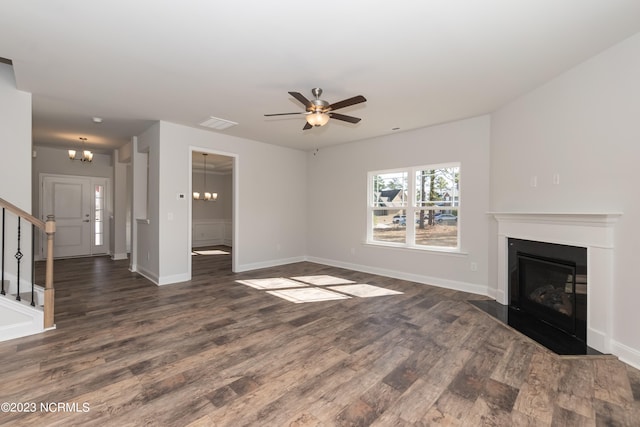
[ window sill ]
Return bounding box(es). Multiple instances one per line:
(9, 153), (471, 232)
(364, 240), (468, 256)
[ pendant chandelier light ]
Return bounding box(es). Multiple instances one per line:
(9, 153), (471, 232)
(68, 137), (93, 162)
(193, 153), (217, 201)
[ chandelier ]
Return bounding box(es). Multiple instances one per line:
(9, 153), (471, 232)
(68, 137), (93, 162)
(193, 153), (218, 201)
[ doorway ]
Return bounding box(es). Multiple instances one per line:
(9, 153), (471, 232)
(190, 150), (234, 276)
(41, 174), (110, 258)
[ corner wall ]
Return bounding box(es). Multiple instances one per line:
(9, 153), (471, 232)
(490, 32), (640, 367)
(133, 121), (308, 284)
(0, 63), (31, 209)
(0, 63), (33, 285)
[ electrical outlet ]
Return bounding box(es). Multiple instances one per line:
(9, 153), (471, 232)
(470, 262), (478, 271)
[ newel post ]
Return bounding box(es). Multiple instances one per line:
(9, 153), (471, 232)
(44, 215), (56, 329)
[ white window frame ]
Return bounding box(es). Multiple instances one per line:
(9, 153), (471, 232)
(367, 162), (461, 252)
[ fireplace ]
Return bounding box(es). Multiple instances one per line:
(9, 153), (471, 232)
(492, 212), (620, 355)
(508, 238), (587, 345)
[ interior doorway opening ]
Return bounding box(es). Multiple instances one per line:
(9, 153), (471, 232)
(190, 150), (234, 276)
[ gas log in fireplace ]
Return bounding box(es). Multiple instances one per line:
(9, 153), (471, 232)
(508, 238), (587, 347)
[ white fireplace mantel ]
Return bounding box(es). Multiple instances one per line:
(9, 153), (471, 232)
(491, 212), (622, 354)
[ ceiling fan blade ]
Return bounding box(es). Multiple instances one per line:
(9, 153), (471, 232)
(329, 112), (362, 124)
(328, 95), (366, 111)
(264, 112), (306, 116)
(289, 91), (312, 109)
(303, 122), (313, 130)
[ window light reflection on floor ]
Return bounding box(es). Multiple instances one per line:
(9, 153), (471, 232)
(235, 278), (308, 290)
(235, 275), (403, 303)
(192, 249), (230, 256)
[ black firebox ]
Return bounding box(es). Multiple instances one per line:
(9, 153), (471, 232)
(508, 238), (588, 346)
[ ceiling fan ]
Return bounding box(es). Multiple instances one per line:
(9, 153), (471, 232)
(265, 88), (366, 130)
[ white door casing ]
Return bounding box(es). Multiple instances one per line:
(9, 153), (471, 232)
(41, 174), (110, 258)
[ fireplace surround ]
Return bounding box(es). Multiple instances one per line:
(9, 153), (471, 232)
(492, 212), (621, 354)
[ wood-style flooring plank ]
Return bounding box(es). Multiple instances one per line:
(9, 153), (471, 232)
(0, 249), (638, 426)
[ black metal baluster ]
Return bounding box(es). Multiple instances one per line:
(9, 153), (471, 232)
(15, 216), (22, 301)
(31, 223), (35, 307)
(1, 208), (5, 295)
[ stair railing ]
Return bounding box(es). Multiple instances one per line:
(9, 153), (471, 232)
(0, 197), (56, 329)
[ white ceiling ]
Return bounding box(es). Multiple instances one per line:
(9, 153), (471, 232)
(2, 1), (640, 153)
(192, 151), (233, 175)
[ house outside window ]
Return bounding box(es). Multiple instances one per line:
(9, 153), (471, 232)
(367, 163), (460, 250)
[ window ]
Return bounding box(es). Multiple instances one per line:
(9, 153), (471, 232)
(95, 184), (104, 246)
(368, 163), (460, 250)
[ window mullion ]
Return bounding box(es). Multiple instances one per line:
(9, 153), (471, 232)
(406, 168), (416, 245)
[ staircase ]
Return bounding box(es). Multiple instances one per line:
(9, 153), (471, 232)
(0, 282), (46, 341)
(0, 197), (55, 342)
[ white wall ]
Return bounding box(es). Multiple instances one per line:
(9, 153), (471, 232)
(0, 63), (33, 285)
(134, 121), (308, 284)
(192, 170), (232, 247)
(490, 32), (640, 365)
(134, 125), (159, 281)
(191, 170), (232, 221)
(0, 63), (31, 209)
(32, 145), (113, 179)
(307, 115), (491, 294)
(112, 149), (128, 260)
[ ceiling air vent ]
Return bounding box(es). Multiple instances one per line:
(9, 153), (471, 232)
(199, 116), (238, 130)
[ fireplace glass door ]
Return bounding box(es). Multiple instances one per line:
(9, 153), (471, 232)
(518, 254), (576, 335)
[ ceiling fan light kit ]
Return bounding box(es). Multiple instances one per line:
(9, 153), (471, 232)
(265, 88), (366, 130)
(306, 111), (330, 127)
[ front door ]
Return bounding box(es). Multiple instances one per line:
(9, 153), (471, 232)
(41, 175), (108, 258)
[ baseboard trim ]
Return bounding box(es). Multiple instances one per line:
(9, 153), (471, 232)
(611, 339), (640, 370)
(134, 266), (159, 285)
(306, 256), (489, 296)
(157, 273), (190, 286)
(235, 256), (306, 273)
(133, 267), (190, 286)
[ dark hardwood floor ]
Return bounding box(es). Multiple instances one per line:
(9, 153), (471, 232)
(1, 248), (639, 426)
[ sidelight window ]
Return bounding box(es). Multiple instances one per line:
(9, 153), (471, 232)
(95, 184), (104, 246)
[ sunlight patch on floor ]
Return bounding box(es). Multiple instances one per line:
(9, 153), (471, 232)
(236, 274), (403, 303)
(328, 284), (403, 298)
(193, 249), (230, 255)
(291, 275), (356, 286)
(236, 278), (307, 290)
(266, 288), (350, 303)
